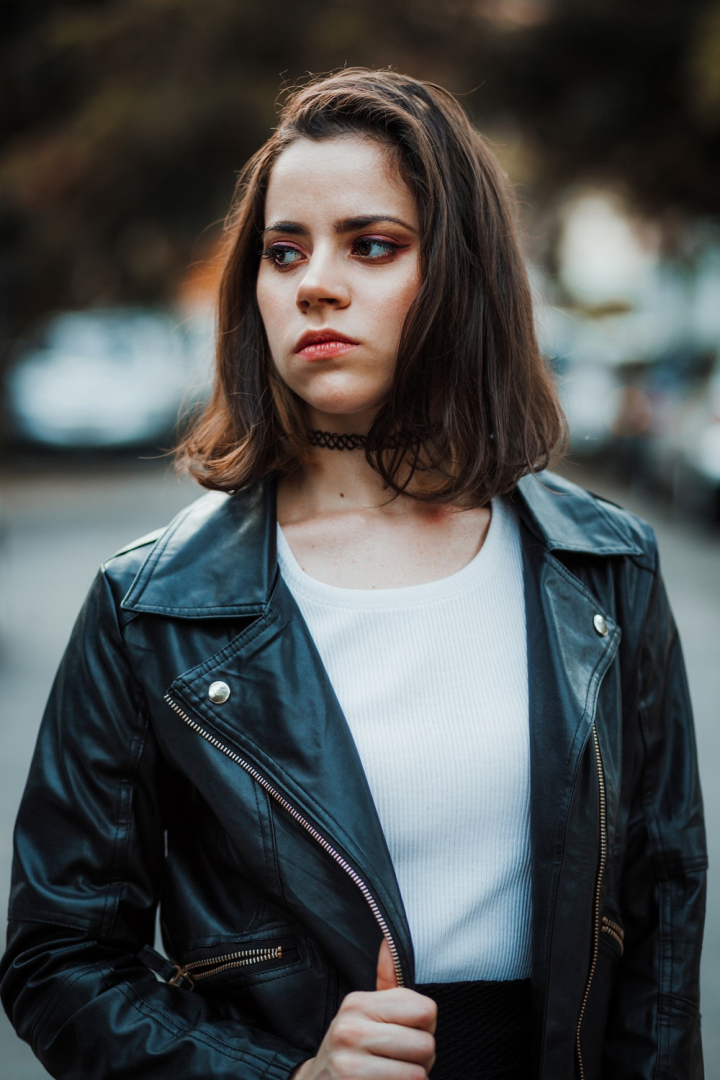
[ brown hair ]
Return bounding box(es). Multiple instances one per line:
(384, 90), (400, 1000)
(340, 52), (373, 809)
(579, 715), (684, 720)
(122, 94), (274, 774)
(177, 67), (566, 504)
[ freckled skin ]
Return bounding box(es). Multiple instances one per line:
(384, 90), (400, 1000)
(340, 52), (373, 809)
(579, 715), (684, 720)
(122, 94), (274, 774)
(257, 135), (490, 589)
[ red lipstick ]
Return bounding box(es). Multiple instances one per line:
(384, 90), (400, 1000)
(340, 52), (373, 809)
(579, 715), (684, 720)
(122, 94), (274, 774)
(294, 328), (359, 361)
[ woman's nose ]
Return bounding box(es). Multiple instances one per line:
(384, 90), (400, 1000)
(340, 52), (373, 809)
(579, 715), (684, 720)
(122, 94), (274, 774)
(295, 251), (350, 312)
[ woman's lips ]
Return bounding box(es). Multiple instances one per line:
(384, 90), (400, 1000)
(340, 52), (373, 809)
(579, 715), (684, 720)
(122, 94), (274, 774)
(296, 340), (359, 361)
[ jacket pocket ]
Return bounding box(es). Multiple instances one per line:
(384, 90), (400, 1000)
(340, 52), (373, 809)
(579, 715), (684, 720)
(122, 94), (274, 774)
(174, 935), (301, 990)
(178, 930), (332, 1054)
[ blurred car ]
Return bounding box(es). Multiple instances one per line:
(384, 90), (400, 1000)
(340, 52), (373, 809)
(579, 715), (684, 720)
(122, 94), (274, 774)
(611, 346), (720, 517)
(675, 356), (720, 519)
(5, 308), (211, 449)
(536, 301), (623, 458)
(553, 355), (620, 457)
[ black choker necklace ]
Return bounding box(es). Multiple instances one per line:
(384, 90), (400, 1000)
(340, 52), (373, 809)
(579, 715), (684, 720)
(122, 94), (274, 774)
(306, 430), (404, 451)
(306, 430), (368, 450)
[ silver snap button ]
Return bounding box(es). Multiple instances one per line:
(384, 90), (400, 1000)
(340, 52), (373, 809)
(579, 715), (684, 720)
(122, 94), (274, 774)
(208, 680), (230, 704)
(593, 614), (609, 637)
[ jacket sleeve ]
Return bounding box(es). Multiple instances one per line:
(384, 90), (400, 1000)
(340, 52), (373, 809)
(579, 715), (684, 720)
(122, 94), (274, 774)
(0, 568), (308, 1080)
(603, 551), (708, 1078)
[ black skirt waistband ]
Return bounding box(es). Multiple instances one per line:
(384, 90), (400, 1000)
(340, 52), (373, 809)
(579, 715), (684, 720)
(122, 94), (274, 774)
(416, 978), (532, 1080)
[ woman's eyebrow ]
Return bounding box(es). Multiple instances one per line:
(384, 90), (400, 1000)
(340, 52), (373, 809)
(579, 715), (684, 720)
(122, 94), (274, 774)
(262, 215), (417, 236)
(262, 221), (306, 236)
(334, 215), (417, 233)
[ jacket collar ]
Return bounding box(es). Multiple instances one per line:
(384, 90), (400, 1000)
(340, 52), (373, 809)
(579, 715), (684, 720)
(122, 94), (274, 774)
(121, 483), (275, 617)
(510, 470), (645, 557)
(122, 471), (644, 617)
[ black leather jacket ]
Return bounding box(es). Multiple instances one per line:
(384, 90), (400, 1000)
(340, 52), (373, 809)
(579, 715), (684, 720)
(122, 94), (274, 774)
(1, 471), (707, 1079)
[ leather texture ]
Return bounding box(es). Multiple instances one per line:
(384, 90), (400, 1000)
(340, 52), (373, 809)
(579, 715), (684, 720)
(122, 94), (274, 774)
(0, 471), (707, 1079)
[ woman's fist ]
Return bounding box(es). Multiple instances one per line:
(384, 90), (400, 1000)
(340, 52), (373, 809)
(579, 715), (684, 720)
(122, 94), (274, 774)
(291, 940), (437, 1079)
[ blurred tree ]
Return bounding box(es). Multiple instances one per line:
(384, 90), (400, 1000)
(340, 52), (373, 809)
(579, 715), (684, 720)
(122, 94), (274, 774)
(0, 0), (718, 336)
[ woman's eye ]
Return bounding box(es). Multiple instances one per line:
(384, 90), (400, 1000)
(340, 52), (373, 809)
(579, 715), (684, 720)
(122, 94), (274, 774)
(261, 244), (304, 269)
(352, 237), (400, 260)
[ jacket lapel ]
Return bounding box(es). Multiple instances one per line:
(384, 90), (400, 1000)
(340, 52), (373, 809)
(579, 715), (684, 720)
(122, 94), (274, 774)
(520, 530), (620, 953)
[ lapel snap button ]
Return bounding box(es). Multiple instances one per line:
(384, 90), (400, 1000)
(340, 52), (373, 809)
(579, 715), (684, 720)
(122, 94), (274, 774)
(208, 681), (230, 704)
(593, 614), (609, 637)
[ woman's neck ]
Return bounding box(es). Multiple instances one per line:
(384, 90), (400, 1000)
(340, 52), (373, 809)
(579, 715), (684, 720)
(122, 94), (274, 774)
(278, 447), (401, 525)
(276, 447), (491, 589)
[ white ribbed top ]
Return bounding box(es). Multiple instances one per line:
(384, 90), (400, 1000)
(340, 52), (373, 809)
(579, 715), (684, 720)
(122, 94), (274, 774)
(277, 498), (531, 983)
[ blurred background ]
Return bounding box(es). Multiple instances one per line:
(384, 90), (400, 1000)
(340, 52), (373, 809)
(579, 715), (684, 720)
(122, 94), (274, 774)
(1, 0), (719, 1075)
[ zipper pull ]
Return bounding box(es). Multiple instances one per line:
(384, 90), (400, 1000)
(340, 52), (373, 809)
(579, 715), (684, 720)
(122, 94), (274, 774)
(168, 964), (195, 991)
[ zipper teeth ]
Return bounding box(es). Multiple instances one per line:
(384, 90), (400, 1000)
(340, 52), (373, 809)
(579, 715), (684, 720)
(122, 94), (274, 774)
(186, 946), (282, 979)
(601, 916), (624, 941)
(601, 923), (624, 954)
(165, 694), (404, 988)
(185, 946), (281, 972)
(575, 724), (607, 1080)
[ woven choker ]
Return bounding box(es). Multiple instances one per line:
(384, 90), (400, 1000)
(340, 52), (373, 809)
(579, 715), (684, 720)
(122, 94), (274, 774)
(307, 430), (367, 450)
(306, 430), (404, 451)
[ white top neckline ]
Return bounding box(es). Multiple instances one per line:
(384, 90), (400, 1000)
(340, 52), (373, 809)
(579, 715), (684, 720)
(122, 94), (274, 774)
(276, 497), (508, 610)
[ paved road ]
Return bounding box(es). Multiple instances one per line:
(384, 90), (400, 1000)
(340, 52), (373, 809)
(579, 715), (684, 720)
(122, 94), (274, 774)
(0, 459), (718, 1078)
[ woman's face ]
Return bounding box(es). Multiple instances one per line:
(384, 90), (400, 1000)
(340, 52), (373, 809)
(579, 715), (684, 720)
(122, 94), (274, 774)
(256, 135), (422, 430)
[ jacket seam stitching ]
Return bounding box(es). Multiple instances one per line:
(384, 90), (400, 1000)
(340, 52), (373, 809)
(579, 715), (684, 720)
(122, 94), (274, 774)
(98, 572), (153, 937)
(632, 541), (666, 1080)
(114, 978), (289, 1070)
(636, 556), (671, 879)
(255, 783), (286, 908)
(31, 962), (100, 1055)
(129, 602), (268, 615)
(6, 910), (99, 930)
(661, 879), (672, 1079)
(106, 704), (151, 939)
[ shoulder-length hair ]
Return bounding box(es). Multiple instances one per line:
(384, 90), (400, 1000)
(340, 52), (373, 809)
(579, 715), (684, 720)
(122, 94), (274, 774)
(177, 67), (566, 505)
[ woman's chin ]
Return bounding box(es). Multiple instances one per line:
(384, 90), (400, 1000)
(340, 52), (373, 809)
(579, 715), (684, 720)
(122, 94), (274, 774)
(301, 397), (386, 430)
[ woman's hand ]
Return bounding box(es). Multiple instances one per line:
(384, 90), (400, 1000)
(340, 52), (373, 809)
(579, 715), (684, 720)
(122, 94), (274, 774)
(291, 940), (437, 1079)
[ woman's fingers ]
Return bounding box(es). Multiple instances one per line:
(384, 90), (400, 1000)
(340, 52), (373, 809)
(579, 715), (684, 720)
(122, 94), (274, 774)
(293, 984), (438, 1078)
(344, 988), (437, 1034)
(365, 1021), (436, 1068)
(333, 1008), (435, 1059)
(292, 1057), (429, 1079)
(333, 1061), (431, 1079)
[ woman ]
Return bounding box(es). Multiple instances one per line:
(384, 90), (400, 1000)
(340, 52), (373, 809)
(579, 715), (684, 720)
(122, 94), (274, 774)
(1, 69), (706, 1080)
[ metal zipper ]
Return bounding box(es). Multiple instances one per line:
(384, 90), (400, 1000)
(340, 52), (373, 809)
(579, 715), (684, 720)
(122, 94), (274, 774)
(171, 945), (284, 988)
(601, 917), (624, 955)
(575, 724), (607, 1080)
(165, 693), (405, 988)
